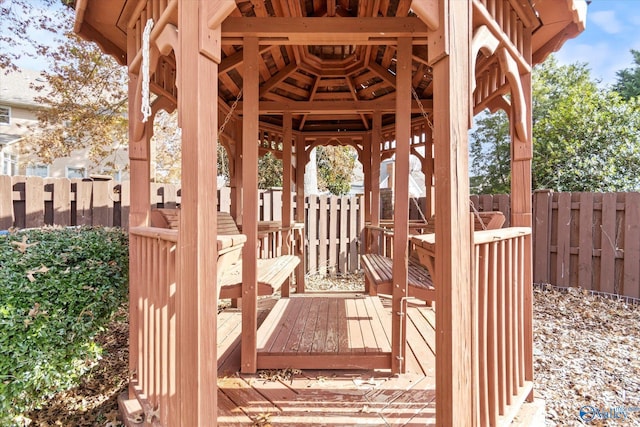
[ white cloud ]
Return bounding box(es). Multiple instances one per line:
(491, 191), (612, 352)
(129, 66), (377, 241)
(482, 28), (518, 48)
(589, 10), (623, 34)
(555, 40), (625, 85)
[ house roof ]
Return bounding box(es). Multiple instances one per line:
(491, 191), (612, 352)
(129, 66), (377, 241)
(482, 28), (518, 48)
(0, 68), (46, 109)
(0, 132), (22, 145)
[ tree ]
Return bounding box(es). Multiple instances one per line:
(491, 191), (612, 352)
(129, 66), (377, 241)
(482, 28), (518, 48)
(470, 56), (640, 193)
(532, 57), (640, 191)
(469, 110), (511, 194)
(613, 49), (640, 100)
(316, 145), (356, 195)
(0, 0), (73, 71)
(258, 152), (283, 189)
(152, 110), (181, 184)
(22, 32), (129, 167)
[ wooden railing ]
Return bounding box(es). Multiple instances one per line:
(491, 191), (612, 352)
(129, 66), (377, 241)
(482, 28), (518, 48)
(363, 225), (533, 426)
(128, 226), (179, 426)
(473, 227), (533, 426)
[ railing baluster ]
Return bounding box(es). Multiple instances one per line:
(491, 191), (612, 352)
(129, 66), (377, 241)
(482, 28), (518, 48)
(497, 239), (507, 414)
(128, 227), (178, 425)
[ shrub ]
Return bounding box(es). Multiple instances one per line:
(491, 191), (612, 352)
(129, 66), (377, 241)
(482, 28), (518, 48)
(0, 227), (128, 425)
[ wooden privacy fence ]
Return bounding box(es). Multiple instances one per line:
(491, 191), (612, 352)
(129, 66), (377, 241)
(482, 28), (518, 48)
(399, 191), (640, 300)
(533, 190), (640, 299)
(3, 175), (639, 296)
(0, 176), (364, 275)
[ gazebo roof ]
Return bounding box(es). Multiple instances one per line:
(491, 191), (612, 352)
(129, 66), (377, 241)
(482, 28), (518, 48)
(75, 0), (586, 133)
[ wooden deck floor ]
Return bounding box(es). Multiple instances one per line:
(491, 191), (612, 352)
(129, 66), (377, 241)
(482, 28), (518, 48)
(217, 294), (437, 426)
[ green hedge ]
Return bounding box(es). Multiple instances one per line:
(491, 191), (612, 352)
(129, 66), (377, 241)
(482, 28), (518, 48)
(0, 227), (128, 425)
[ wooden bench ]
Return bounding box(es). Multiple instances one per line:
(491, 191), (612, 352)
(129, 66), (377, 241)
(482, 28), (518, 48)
(151, 208), (299, 299)
(361, 211), (506, 302)
(361, 253), (435, 302)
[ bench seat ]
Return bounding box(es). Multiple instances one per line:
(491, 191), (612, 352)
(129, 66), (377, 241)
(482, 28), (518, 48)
(151, 207), (299, 299)
(218, 255), (300, 299)
(361, 253), (435, 302)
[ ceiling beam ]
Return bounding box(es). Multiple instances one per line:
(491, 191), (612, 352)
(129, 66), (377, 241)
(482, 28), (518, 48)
(221, 17), (429, 45)
(259, 62), (299, 97)
(236, 99), (433, 114)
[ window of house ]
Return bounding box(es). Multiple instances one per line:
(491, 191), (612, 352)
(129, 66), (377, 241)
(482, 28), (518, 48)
(26, 164), (49, 178)
(66, 166), (86, 179)
(0, 106), (10, 125)
(2, 153), (18, 175)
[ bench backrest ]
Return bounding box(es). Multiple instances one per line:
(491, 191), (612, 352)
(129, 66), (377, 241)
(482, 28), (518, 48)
(473, 211), (505, 230)
(417, 211), (506, 234)
(150, 208), (241, 235)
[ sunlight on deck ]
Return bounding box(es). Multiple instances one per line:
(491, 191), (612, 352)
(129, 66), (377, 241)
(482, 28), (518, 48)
(217, 295), (437, 426)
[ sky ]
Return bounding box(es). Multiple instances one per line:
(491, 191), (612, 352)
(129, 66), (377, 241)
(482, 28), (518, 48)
(554, 0), (640, 86)
(8, 0), (640, 86)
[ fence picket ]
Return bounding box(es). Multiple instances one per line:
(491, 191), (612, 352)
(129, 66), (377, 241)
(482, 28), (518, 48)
(46, 177), (71, 226)
(624, 193), (640, 298)
(578, 192), (594, 289)
(0, 175), (12, 229)
(308, 195), (318, 274)
(349, 196), (359, 272)
(600, 193), (617, 294)
(554, 192), (571, 286)
(74, 179), (93, 226)
(533, 191), (551, 284)
(329, 196), (338, 274)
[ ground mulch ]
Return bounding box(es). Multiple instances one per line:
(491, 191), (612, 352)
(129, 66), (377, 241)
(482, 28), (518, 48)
(23, 277), (640, 426)
(24, 306), (129, 427)
(534, 285), (640, 426)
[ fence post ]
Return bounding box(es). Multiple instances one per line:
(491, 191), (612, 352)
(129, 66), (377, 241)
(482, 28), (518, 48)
(91, 177), (115, 227)
(577, 192), (594, 291)
(73, 178), (93, 226)
(0, 175), (12, 229)
(120, 181), (131, 230)
(45, 177), (71, 226)
(624, 192), (640, 298)
(532, 190), (552, 284)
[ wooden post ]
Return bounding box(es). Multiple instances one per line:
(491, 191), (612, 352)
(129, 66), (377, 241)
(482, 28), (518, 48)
(241, 35), (260, 374)
(176, 1), (232, 424)
(282, 112), (292, 297)
(126, 25), (152, 407)
(431, 0), (473, 425)
(371, 111), (382, 228)
(295, 134), (306, 292)
(510, 30), (534, 400)
(391, 37), (412, 374)
(424, 126), (435, 217)
(362, 135), (371, 224)
(231, 119), (243, 225)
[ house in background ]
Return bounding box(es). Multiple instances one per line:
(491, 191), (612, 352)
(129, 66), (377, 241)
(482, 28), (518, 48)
(0, 68), (129, 180)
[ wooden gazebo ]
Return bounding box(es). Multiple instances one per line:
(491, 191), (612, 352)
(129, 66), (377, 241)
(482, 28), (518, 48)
(74, 0), (586, 425)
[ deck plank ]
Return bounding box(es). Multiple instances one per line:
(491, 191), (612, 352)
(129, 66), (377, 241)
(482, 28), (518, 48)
(283, 296), (313, 353)
(218, 376), (279, 420)
(264, 297), (307, 353)
(218, 293), (438, 425)
(355, 296), (378, 353)
(298, 297), (321, 352)
(217, 388), (254, 425)
(310, 297), (330, 352)
(345, 296), (366, 354)
(406, 307), (437, 376)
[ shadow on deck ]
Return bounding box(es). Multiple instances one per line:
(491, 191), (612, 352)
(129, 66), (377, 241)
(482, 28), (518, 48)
(217, 294), (437, 426)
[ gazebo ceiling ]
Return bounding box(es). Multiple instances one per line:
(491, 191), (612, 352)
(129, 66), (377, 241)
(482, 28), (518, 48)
(75, 0), (587, 133)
